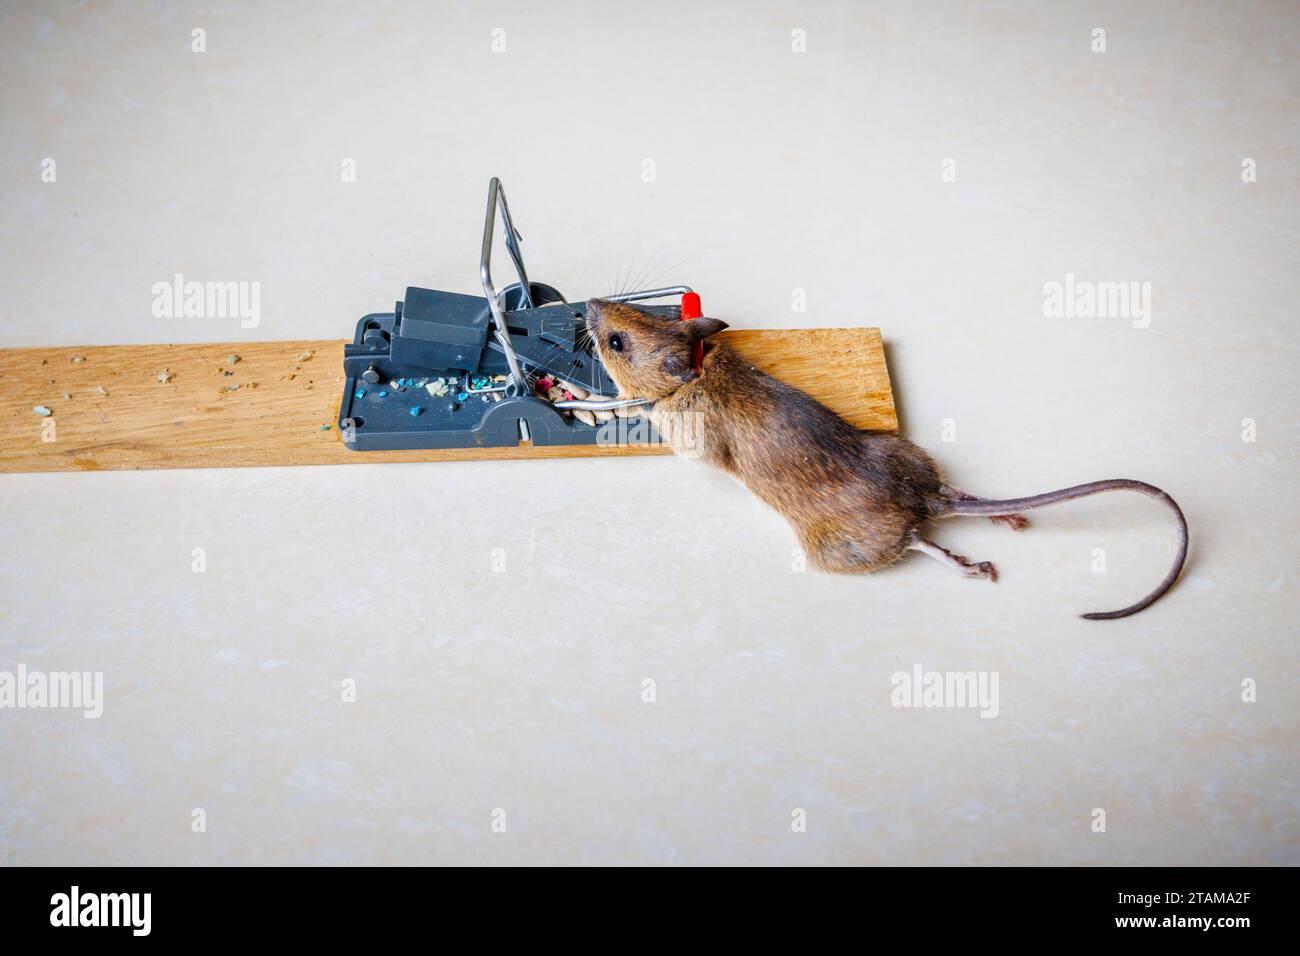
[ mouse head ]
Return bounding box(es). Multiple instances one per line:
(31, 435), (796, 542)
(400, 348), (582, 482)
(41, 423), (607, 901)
(585, 298), (728, 400)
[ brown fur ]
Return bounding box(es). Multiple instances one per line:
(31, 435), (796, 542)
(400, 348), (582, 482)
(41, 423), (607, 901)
(587, 299), (947, 572)
(585, 299), (1189, 620)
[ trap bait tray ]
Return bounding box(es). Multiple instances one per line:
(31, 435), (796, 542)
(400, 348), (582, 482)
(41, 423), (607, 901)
(0, 329), (897, 473)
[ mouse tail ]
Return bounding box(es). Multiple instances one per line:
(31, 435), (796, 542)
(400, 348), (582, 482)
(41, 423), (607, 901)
(946, 479), (1188, 620)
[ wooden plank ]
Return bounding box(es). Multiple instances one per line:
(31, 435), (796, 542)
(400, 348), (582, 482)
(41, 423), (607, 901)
(0, 329), (897, 473)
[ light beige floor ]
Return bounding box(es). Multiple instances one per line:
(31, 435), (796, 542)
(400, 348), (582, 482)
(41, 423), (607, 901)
(0, 1), (1295, 865)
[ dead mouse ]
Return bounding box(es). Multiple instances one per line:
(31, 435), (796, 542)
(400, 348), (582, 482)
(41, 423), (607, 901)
(585, 299), (1187, 620)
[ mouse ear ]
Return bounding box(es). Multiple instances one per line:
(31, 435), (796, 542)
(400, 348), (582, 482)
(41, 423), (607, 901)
(683, 316), (728, 340)
(662, 352), (694, 382)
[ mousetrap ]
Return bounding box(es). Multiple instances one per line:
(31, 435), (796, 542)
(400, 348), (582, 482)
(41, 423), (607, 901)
(0, 178), (898, 473)
(338, 177), (690, 451)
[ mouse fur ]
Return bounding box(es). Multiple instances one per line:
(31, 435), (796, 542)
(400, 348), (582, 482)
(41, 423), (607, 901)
(584, 298), (1187, 619)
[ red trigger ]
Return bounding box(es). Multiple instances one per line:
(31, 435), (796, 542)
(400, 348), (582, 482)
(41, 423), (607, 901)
(681, 292), (704, 375)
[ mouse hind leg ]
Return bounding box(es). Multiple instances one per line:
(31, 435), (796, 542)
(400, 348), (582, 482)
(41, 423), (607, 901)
(942, 485), (1029, 531)
(907, 531), (998, 582)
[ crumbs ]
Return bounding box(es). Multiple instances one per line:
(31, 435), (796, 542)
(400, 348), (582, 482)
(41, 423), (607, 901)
(25, 347), (335, 428)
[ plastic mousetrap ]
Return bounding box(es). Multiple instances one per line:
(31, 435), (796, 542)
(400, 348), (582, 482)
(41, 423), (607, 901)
(338, 177), (686, 450)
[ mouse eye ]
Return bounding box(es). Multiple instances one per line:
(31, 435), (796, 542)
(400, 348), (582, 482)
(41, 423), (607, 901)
(607, 333), (624, 353)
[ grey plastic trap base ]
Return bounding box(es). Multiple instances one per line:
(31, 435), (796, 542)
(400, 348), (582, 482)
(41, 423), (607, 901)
(339, 384), (659, 452)
(337, 291), (661, 451)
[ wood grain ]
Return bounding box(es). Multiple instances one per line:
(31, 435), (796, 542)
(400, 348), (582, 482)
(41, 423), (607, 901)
(0, 329), (896, 473)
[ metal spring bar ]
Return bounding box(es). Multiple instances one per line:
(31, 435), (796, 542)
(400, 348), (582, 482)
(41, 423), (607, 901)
(480, 178), (696, 411)
(552, 396), (649, 411)
(606, 286), (694, 304)
(479, 177), (531, 395)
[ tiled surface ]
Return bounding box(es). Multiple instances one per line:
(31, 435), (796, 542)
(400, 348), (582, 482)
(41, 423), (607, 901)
(0, 0), (1295, 865)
